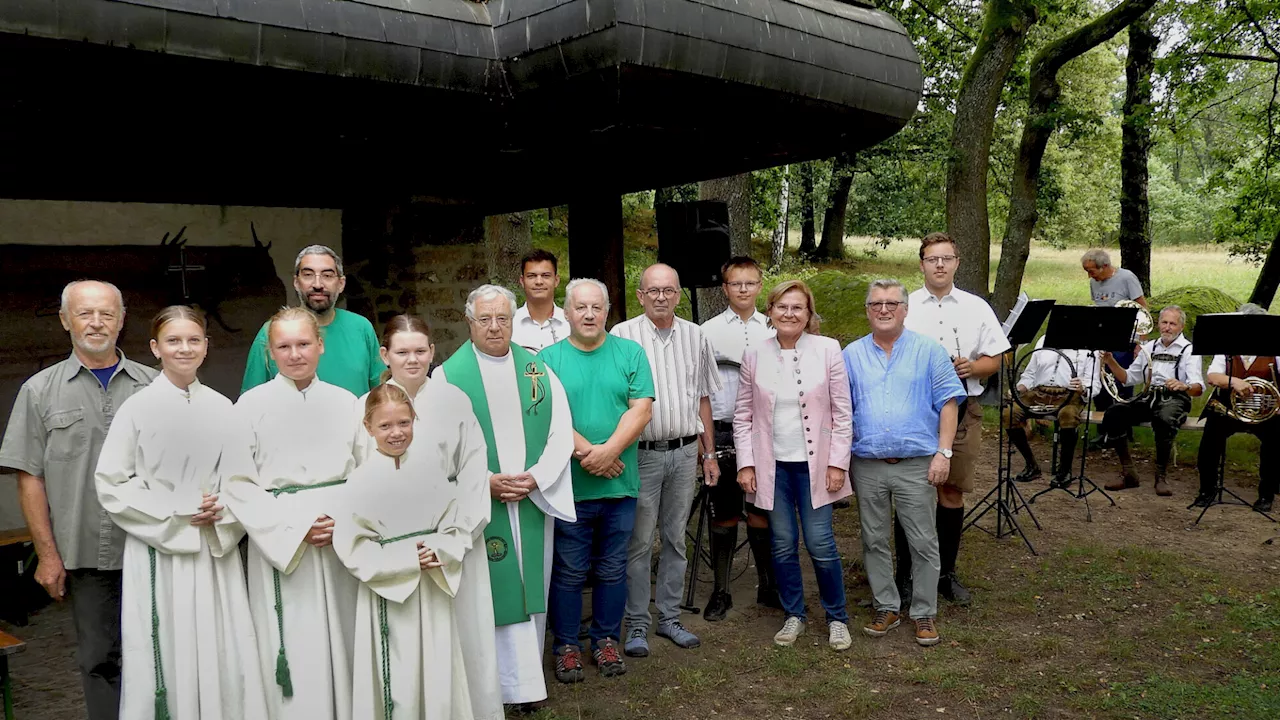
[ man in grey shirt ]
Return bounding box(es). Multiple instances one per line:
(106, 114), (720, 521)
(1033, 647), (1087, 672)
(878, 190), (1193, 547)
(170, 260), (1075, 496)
(0, 280), (156, 720)
(1081, 248), (1147, 308)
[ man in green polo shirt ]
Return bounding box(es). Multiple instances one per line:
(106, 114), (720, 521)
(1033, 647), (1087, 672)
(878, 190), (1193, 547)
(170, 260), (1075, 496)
(540, 278), (654, 685)
(240, 245), (383, 397)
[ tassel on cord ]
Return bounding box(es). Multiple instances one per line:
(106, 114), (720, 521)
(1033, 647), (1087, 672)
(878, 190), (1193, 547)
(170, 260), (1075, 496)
(149, 547), (172, 720)
(273, 568), (294, 697)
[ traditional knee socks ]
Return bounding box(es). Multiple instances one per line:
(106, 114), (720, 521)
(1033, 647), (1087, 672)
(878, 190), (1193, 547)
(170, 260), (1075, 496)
(936, 505), (964, 579)
(709, 524), (737, 594)
(746, 525), (775, 591)
(1008, 426), (1036, 467)
(1057, 428), (1078, 477)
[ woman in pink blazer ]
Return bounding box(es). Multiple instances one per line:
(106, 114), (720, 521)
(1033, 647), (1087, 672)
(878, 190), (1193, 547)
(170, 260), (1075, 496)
(733, 280), (853, 651)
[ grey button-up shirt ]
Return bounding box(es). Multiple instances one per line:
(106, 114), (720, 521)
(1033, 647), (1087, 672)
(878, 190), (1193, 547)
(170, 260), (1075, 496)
(0, 351), (156, 571)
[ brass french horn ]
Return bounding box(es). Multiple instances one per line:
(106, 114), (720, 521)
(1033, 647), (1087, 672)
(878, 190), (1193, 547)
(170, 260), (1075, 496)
(1115, 299), (1153, 340)
(1206, 363), (1280, 424)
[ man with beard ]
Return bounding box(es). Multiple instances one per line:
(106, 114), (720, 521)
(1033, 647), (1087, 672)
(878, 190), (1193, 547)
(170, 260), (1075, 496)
(241, 245), (384, 396)
(0, 280), (157, 720)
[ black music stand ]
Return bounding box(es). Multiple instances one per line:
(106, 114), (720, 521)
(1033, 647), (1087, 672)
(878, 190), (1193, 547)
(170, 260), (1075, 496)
(1028, 306), (1136, 517)
(1189, 314), (1280, 524)
(964, 299), (1054, 554)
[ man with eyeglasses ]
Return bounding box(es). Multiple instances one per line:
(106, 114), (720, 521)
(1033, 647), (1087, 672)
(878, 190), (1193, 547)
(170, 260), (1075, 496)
(698, 256), (780, 620)
(610, 263), (721, 657)
(899, 232), (1009, 608)
(512, 249), (569, 353)
(240, 245), (384, 396)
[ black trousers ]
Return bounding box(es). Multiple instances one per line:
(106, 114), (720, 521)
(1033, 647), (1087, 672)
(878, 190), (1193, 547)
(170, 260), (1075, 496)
(1196, 414), (1280, 499)
(67, 569), (122, 720)
(710, 425), (766, 522)
(1101, 391), (1191, 467)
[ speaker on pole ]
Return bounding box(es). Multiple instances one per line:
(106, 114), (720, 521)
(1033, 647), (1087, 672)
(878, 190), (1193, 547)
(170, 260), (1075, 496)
(656, 200), (731, 289)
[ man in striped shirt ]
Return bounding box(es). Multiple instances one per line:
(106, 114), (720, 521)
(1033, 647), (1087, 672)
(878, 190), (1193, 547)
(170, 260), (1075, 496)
(612, 263), (722, 657)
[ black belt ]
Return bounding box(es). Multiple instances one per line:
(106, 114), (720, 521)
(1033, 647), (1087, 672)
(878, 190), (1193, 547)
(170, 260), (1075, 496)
(639, 435), (698, 451)
(713, 420), (734, 433)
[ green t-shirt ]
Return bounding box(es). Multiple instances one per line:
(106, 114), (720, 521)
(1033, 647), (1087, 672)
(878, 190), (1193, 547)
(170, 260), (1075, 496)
(240, 308), (384, 398)
(539, 334), (655, 501)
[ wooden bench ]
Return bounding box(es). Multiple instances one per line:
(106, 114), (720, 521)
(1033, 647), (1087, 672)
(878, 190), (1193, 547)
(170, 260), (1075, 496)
(0, 530), (31, 549)
(0, 629), (26, 720)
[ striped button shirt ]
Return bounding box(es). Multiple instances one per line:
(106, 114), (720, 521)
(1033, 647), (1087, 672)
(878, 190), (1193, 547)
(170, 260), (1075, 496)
(611, 314), (722, 441)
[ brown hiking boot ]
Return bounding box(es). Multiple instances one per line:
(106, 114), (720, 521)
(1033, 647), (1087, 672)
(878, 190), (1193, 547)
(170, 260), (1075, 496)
(863, 610), (901, 637)
(914, 617), (941, 646)
(1153, 472), (1172, 497)
(1106, 467), (1140, 491)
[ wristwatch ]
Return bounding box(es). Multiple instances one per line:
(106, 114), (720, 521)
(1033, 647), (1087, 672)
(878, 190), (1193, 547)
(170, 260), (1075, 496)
(702, 453), (717, 461)
(937, 448), (953, 459)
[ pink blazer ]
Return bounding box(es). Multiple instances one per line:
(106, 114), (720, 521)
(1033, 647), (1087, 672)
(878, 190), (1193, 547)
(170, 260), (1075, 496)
(733, 333), (853, 511)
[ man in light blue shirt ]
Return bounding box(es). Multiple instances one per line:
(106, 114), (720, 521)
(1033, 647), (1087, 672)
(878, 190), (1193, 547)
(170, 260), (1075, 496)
(842, 279), (966, 647)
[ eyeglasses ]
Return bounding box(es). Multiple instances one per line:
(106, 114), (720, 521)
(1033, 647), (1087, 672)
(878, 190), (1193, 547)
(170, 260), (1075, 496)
(922, 255), (958, 266)
(472, 315), (511, 327)
(298, 269), (340, 282)
(642, 288), (680, 299)
(726, 281), (761, 290)
(866, 301), (904, 311)
(774, 304), (808, 315)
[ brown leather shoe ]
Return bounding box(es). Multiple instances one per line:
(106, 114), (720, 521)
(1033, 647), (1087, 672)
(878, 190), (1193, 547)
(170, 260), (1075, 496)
(914, 617), (941, 646)
(1105, 469), (1140, 491)
(863, 610), (901, 637)
(1154, 478), (1172, 497)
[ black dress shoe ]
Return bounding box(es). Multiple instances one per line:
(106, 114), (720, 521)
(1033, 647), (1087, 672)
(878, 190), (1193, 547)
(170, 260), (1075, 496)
(1014, 465), (1043, 483)
(703, 590), (732, 621)
(1191, 494), (1214, 508)
(1048, 473), (1074, 489)
(938, 572), (972, 606)
(757, 586), (783, 610)
(1254, 496), (1274, 513)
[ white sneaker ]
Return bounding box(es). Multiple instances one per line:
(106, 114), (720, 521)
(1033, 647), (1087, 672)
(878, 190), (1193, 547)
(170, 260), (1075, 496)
(828, 620), (852, 651)
(774, 616), (806, 646)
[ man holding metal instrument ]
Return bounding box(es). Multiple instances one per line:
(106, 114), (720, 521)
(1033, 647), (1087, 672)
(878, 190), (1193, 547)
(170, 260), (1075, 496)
(1193, 303), (1279, 513)
(1004, 340), (1099, 487)
(1098, 305), (1204, 496)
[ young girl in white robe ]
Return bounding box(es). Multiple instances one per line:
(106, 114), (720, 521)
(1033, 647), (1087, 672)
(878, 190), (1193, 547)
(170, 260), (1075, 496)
(223, 306), (360, 720)
(94, 305), (268, 720)
(335, 382), (490, 720)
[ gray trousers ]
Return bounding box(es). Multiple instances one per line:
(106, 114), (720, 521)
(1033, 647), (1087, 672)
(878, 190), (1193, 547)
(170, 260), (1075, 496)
(852, 456), (940, 619)
(625, 443), (698, 632)
(67, 569), (123, 720)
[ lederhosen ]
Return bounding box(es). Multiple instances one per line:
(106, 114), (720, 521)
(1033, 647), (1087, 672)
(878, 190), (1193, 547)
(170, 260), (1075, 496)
(1198, 356), (1280, 498)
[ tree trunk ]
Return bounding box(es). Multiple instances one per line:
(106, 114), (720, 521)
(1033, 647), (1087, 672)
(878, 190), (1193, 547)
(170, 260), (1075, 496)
(697, 173), (753, 320)
(569, 192), (627, 327)
(1118, 12), (1156, 296)
(771, 167), (790, 268)
(990, 0), (1161, 319)
(483, 212), (532, 287)
(816, 152), (855, 261)
(947, 0), (1040, 297)
(1249, 225), (1280, 310)
(798, 162), (817, 257)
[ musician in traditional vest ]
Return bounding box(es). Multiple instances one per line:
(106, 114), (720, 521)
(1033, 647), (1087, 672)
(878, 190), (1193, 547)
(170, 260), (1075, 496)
(435, 284), (576, 713)
(1194, 303), (1278, 513)
(1099, 305), (1204, 496)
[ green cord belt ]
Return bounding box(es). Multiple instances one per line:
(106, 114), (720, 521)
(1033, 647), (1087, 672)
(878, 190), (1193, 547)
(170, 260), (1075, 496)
(373, 528), (434, 719)
(148, 547), (171, 720)
(268, 478), (347, 698)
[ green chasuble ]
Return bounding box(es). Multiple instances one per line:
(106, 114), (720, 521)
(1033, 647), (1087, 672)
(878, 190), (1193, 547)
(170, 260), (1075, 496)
(442, 342), (553, 626)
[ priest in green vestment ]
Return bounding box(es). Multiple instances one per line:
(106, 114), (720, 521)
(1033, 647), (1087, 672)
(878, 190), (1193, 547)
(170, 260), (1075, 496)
(434, 284), (576, 712)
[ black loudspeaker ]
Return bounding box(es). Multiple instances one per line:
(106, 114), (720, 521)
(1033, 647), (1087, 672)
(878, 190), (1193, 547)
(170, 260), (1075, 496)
(656, 201), (731, 289)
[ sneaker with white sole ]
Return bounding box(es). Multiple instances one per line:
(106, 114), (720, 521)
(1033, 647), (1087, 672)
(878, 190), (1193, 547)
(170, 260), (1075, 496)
(773, 616), (806, 646)
(828, 620), (852, 651)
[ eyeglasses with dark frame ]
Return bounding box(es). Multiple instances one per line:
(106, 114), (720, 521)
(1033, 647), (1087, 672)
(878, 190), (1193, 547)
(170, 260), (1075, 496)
(866, 301), (905, 311)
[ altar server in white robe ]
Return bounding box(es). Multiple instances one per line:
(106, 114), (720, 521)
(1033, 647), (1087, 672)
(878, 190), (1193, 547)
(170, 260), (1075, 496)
(435, 285), (576, 711)
(336, 383), (489, 719)
(95, 306), (269, 720)
(223, 306), (360, 720)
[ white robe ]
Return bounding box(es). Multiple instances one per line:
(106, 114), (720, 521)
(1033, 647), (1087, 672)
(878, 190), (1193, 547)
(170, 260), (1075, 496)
(224, 374), (360, 720)
(95, 374), (269, 720)
(435, 350), (576, 706)
(334, 421), (490, 720)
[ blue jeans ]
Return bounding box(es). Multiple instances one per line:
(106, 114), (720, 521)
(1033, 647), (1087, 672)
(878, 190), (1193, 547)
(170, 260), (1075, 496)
(768, 461), (849, 623)
(549, 497), (637, 651)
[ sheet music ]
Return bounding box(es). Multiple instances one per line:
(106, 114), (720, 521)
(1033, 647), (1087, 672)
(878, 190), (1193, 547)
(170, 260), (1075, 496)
(1002, 291), (1030, 336)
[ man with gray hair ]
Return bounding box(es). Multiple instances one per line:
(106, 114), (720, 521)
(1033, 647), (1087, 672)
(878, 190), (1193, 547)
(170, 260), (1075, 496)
(842, 278), (966, 646)
(1195, 302), (1278, 512)
(435, 283), (577, 713)
(240, 244), (384, 396)
(1100, 305), (1204, 496)
(0, 280), (157, 720)
(1081, 249), (1147, 308)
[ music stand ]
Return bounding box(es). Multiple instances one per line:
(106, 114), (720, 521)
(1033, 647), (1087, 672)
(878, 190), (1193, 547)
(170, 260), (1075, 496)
(964, 299), (1054, 554)
(1188, 314), (1280, 524)
(1028, 306), (1136, 517)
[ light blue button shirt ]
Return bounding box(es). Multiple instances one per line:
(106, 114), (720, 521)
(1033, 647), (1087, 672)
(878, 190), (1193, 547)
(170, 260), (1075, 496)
(843, 329), (967, 459)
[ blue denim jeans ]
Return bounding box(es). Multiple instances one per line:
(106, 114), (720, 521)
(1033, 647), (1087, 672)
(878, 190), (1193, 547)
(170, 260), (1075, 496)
(767, 461), (849, 623)
(549, 497), (638, 652)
